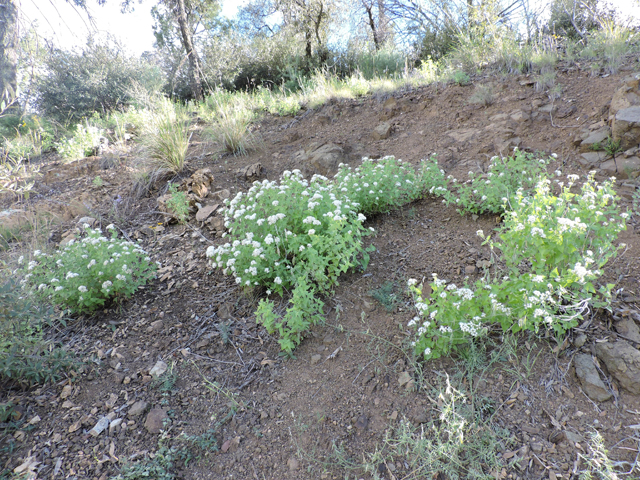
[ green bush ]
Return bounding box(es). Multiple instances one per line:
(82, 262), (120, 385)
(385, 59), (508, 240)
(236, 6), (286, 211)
(407, 171), (626, 360)
(0, 279), (79, 386)
(55, 122), (105, 162)
(207, 170), (373, 352)
(33, 38), (163, 122)
(19, 225), (157, 314)
(438, 150), (551, 215)
(333, 156), (420, 214)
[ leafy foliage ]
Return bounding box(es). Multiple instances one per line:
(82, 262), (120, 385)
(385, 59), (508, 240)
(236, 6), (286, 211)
(0, 279), (80, 386)
(33, 38), (162, 122)
(19, 225), (157, 314)
(408, 170), (626, 360)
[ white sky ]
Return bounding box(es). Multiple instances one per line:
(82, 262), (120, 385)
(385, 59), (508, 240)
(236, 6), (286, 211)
(19, 0), (640, 58)
(20, 0), (248, 56)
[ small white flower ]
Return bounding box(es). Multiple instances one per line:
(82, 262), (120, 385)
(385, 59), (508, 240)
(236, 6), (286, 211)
(274, 277), (282, 285)
(78, 286), (88, 293)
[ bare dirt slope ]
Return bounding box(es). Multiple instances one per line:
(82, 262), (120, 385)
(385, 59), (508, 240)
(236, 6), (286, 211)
(3, 59), (640, 480)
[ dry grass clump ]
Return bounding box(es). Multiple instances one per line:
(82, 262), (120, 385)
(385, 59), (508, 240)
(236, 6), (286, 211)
(469, 83), (495, 107)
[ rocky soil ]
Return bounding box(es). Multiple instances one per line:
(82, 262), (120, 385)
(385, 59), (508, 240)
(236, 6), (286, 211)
(3, 56), (640, 480)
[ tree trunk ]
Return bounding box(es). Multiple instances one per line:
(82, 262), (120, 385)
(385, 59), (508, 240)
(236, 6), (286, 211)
(174, 0), (203, 101)
(0, 0), (19, 113)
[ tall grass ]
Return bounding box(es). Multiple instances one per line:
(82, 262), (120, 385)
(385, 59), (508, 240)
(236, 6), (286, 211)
(207, 101), (259, 157)
(141, 100), (191, 173)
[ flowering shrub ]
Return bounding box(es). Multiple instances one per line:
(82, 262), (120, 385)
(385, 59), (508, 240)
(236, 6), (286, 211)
(407, 172), (626, 360)
(333, 156), (420, 214)
(439, 150), (551, 215)
(19, 225), (157, 313)
(207, 169), (374, 353)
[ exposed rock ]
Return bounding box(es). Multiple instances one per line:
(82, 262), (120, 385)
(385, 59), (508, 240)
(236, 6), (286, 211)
(595, 341), (640, 395)
(398, 371), (412, 387)
(446, 128), (480, 143)
(195, 204), (220, 222)
(610, 73), (640, 118)
(510, 110), (530, 123)
(235, 163), (264, 181)
(372, 122), (393, 140)
(205, 215), (225, 235)
(599, 156), (640, 179)
(89, 417), (110, 437)
(556, 104), (577, 118)
(217, 302), (234, 320)
(128, 400), (148, 417)
(77, 216), (97, 227)
(149, 360), (168, 378)
(614, 316), (640, 344)
(180, 168), (214, 198)
(287, 457), (300, 471)
(311, 354), (322, 365)
(60, 385), (73, 400)
(573, 334), (587, 348)
(209, 189), (231, 202)
(612, 106), (640, 151)
(144, 408), (169, 434)
(578, 152), (607, 166)
(298, 142), (348, 176)
(580, 127), (611, 152)
(574, 354), (612, 402)
(379, 98), (398, 120)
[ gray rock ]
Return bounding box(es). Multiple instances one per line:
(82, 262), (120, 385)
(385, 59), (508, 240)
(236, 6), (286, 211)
(447, 128), (480, 143)
(578, 152), (607, 166)
(574, 354), (612, 402)
(610, 74), (640, 118)
(565, 431), (585, 445)
(573, 333), (587, 348)
(195, 204), (219, 222)
(235, 163), (263, 181)
(144, 408), (169, 434)
(615, 317), (640, 344)
(311, 354), (322, 365)
(599, 156), (640, 179)
(595, 341), (640, 394)
(149, 360), (167, 378)
(89, 416), (111, 437)
(580, 127), (611, 152)
(510, 110), (530, 123)
(77, 216), (97, 227)
(372, 122), (393, 140)
(128, 400), (148, 417)
(612, 106), (640, 151)
(302, 142), (347, 176)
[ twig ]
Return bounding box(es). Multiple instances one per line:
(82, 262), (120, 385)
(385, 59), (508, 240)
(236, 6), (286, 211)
(352, 359), (376, 385)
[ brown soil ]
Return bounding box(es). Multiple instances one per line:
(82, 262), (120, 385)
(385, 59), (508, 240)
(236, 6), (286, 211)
(3, 59), (640, 480)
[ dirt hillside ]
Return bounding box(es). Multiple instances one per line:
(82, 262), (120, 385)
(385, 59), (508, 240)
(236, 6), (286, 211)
(2, 58), (640, 480)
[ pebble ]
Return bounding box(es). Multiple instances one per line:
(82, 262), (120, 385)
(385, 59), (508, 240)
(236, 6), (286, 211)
(311, 354), (322, 365)
(128, 400), (148, 417)
(89, 417), (111, 437)
(144, 408), (169, 434)
(60, 385), (73, 399)
(149, 360), (168, 378)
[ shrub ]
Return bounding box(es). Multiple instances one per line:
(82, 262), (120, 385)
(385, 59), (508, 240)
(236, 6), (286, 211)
(19, 225), (157, 314)
(407, 171), (626, 360)
(207, 170), (373, 352)
(55, 122), (105, 162)
(0, 279), (80, 386)
(33, 37), (163, 122)
(333, 156), (420, 215)
(165, 183), (190, 223)
(441, 150), (550, 216)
